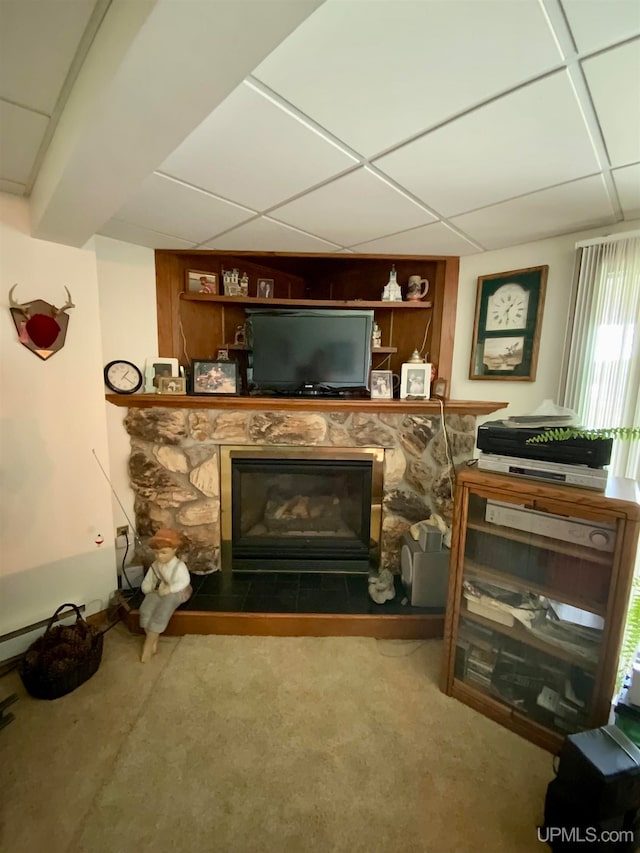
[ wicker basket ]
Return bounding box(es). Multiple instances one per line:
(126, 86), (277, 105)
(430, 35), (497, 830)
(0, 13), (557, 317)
(20, 603), (104, 700)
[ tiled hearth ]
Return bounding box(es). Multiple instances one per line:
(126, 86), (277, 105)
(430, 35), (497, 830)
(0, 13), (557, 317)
(122, 569), (445, 639)
(126, 571), (439, 616)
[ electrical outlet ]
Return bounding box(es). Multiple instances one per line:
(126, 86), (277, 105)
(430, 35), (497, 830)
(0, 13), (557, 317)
(116, 525), (129, 538)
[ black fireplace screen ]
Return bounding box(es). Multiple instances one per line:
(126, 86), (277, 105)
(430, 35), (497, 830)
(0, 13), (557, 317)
(230, 457), (373, 571)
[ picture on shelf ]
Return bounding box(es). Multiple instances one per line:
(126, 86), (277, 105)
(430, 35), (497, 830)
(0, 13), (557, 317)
(191, 360), (239, 395)
(370, 370), (393, 399)
(186, 270), (218, 294)
(432, 377), (447, 399)
(400, 362), (431, 399)
(257, 278), (274, 298)
(144, 357), (180, 393)
(157, 376), (186, 395)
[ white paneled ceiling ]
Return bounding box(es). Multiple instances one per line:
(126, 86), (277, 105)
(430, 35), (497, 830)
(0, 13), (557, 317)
(1, 0), (639, 255)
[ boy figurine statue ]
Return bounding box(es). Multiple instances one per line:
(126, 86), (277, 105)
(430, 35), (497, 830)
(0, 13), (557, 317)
(139, 528), (192, 662)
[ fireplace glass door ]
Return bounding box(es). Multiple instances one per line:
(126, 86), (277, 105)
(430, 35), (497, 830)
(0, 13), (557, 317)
(230, 457), (374, 571)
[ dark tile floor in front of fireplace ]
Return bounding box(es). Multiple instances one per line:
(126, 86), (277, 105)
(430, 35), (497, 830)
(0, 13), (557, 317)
(127, 572), (442, 616)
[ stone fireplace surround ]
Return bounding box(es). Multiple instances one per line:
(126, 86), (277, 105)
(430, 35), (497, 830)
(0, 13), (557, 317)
(124, 406), (477, 575)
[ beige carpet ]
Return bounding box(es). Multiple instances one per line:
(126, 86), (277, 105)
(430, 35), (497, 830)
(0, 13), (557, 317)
(0, 625), (553, 853)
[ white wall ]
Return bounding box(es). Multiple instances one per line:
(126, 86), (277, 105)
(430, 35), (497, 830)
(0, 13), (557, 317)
(451, 219), (640, 425)
(0, 195), (116, 658)
(94, 235), (157, 560)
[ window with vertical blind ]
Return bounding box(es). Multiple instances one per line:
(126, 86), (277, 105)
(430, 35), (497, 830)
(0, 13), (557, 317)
(560, 231), (640, 684)
(561, 232), (640, 479)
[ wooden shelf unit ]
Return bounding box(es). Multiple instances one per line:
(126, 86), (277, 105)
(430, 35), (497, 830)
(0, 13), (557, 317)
(156, 250), (459, 381)
(441, 467), (640, 753)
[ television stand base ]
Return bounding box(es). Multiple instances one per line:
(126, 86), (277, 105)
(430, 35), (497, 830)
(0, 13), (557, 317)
(295, 385), (368, 399)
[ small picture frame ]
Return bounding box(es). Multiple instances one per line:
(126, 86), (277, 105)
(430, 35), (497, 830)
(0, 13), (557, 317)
(157, 376), (186, 395)
(432, 377), (447, 399)
(400, 362), (431, 399)
(191, 359), (239, 395)
(144, 357), (180, 393)
(186, 270), (218, 294)
(370, 370), (394, 399)
(257, 278), (274, 298)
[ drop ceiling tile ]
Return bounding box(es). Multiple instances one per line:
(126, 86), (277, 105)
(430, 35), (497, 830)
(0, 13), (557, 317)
(352, 222), (482, 256)
(97, 218), (196, 250)
(375, 71), (601, 218)
(0, 0), (96, 114)
(269, 167), (435, 246)
(113, 173), (255, 245)
(0, 101), (49, 184)
(561, 0), (640, 54)
(253, 0), (562, 157)
(161, 83), (357, 211)
(583, 40), (640, 167)
(613, 163), (640, 217)
(449, 175), (616, 249)
(202, 216), (341, 253)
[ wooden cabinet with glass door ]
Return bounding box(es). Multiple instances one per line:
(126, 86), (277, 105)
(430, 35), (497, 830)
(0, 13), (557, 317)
(440, 466), (640, 752)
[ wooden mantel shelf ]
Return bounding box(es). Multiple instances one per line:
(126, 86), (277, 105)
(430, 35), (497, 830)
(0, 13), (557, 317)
(106, 394), (506, 415)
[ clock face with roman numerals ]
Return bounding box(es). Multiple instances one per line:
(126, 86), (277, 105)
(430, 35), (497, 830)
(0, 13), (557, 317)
(485, 283), (529, 331)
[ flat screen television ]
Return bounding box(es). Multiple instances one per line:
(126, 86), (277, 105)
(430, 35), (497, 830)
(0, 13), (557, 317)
(246, 308), (374, 396)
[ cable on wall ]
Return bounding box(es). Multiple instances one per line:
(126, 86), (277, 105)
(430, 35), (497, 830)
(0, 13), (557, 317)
(436, 396), (455, 501)
(178, 294), (191, 366)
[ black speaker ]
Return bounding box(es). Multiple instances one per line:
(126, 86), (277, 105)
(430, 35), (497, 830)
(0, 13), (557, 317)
(542, 778), (639, 852)
(554, 726), (640, 819)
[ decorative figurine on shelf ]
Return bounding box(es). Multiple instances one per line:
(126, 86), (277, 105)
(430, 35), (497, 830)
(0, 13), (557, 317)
(240, 272), (249, 297)
(368, 567), (396, 604)
(372, 322), (382, 349)
(406, 275), (430, 301)
(222, 269), (241, 296)
(234, 323), (247, 346)
(139, 529), (192, 663)
(381, 265), (402, 302)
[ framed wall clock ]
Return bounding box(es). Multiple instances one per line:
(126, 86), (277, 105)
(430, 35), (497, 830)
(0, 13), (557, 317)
(469, 265), (548, 381)
(104, 360), (144, 394)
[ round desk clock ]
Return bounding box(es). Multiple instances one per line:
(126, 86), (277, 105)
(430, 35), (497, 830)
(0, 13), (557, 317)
(104, 360), (143, 394)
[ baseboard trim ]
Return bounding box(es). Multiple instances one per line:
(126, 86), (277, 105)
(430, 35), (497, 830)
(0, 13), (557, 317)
(124, 609), (444, 639)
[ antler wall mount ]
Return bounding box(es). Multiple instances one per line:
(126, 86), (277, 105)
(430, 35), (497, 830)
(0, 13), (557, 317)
(8, 285), (75, 360)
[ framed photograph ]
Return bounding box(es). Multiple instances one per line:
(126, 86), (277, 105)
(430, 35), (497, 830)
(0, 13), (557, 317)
(256, 278), (274, 299)
(157, 376), (186, 395)
(370, 370), (393, 399)
(432, 377), (448, 399)
(400, 363), (430, 399)
(186, 270), (218, 294)
(191, 360), (239, 395)
(469, 265), (548, 381)
(144, 357), (180, 393)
